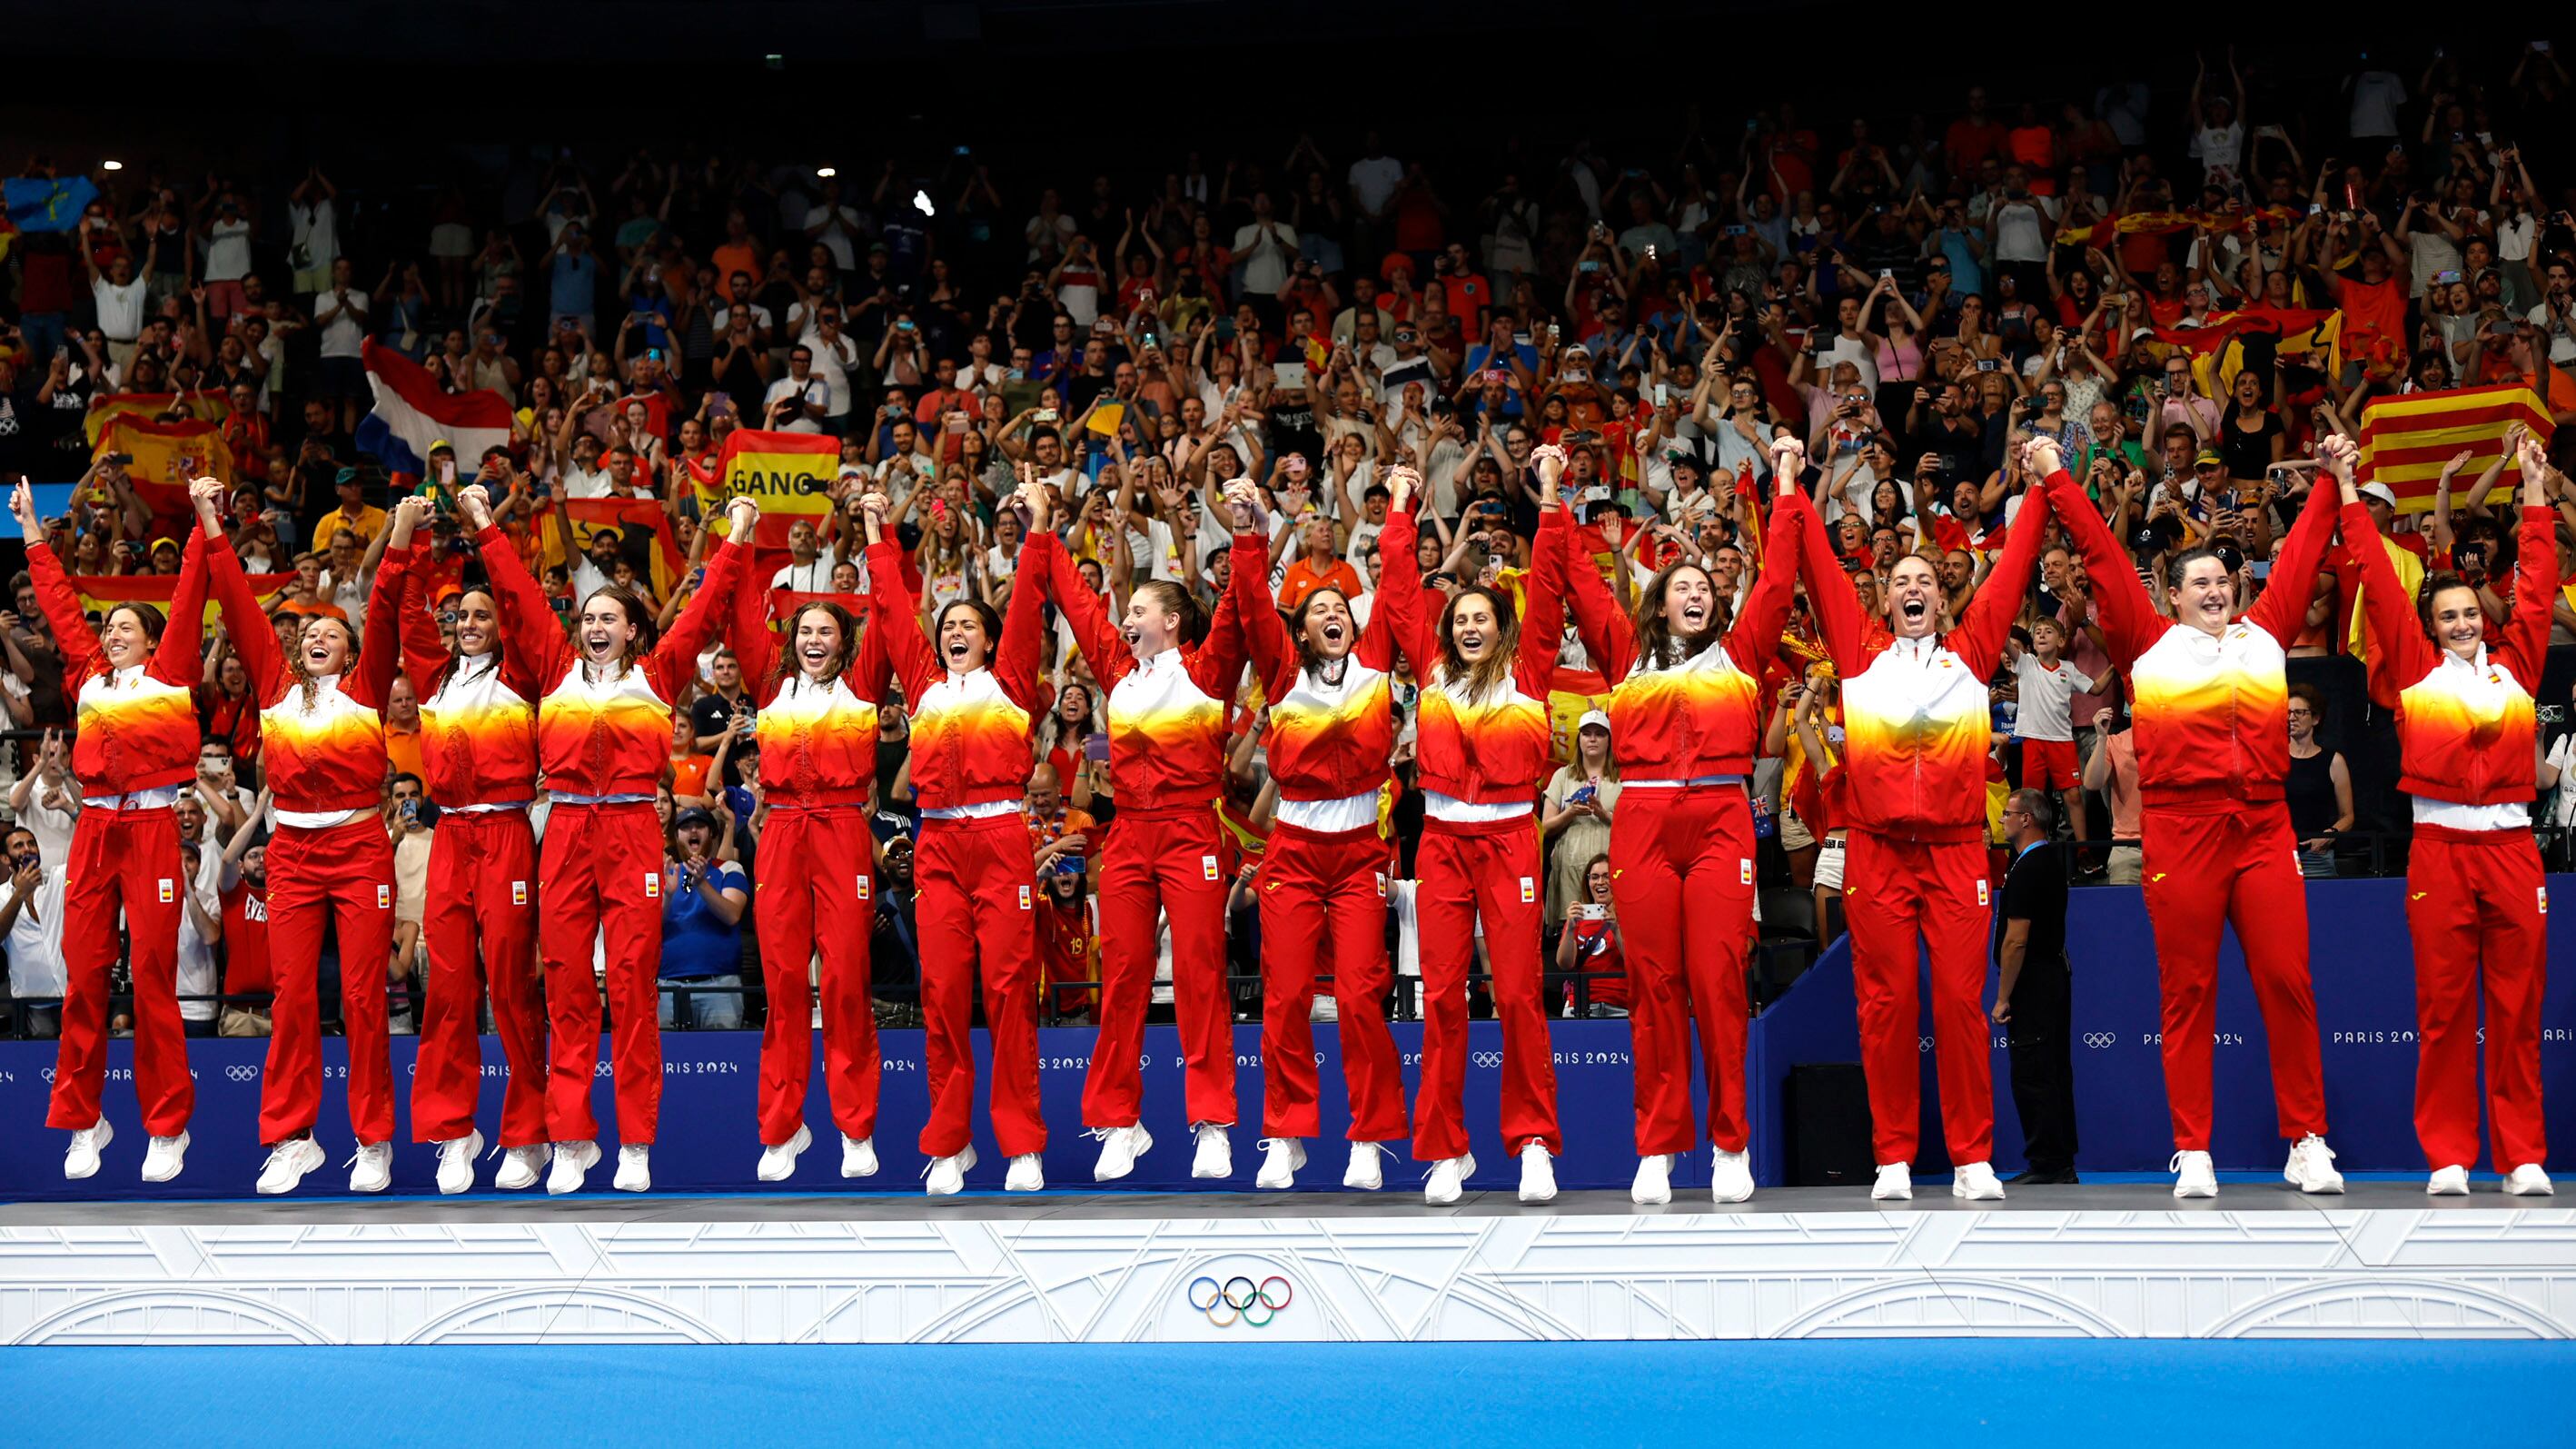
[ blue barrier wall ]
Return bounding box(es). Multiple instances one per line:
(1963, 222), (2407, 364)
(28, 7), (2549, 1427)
(1749, 876), (2576, 1185)
(4, 878), (2569, 1201)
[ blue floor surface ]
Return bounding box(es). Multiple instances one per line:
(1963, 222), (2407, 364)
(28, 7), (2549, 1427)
(5, 1340), (2570, 1447)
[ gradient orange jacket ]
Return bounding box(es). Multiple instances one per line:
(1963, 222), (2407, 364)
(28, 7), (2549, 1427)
(396, 541), (541, 808)
(2046, 467), (2340, 809)
(867, 538), (1049, 812)
(1235, 508), (1422, 808)
(25, 527), (213, 798)
(1563, 495), (1803, 781)
(480, 524), (750, 798)
(208, 533), (408, 815)
(728, 572), (893, 809)
(1388, 504), (1573, 808)
(2349, 499), (2555, 809)
(1789, 482), (2053, 841)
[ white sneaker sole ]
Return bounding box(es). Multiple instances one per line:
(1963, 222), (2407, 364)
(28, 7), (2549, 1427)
(2174, 1181), (2218, 1199)
(142, 1131), (189, 1185)
(1093, 1128), (1149, 1182)
(757, 1126), (811, 1183)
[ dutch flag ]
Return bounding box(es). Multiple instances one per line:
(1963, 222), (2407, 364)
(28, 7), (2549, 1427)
(354, 339), (514, 481)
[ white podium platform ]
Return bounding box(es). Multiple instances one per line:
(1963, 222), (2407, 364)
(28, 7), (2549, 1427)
(4, 1184), (2570, 1345)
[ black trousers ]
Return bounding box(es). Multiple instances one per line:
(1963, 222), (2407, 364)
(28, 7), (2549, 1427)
(2006, 953), (2078, 1173)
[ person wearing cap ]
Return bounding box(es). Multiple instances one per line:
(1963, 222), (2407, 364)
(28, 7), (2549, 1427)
(721, 535), (891, 1186)
(467, 481), (760, 1196)
(1787, 432), (2061, 1205)
(144, 535), (183, 575)
(312, 467), (387, 551)
(193, 481), (424, 1196)
(1228, 471), (1422, 1191)
(2041, 433), (2346, 1199)
(657, 806), (748, 1037)
(387, 514), (552, 1195)
(1563, 442), (1805, 1206)
(1541, 709), (1620, 932)
(2343, 434), (2558, 1198)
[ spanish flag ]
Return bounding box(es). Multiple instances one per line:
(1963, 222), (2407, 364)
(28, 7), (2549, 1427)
(2356, 382), (2555, 513)
(534, 497), (686, 599)
(94, 415), (234, 526)
(713, 429), (840, 549)
(72, 569), (293, 628)
(84, 392), (228, 448)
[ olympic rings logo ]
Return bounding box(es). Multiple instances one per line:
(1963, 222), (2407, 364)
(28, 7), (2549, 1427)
(225, 1065), (259, 1081)
(1187, 1275), (1293, 1328)
(1471, 1051), (1503, 1068)
(2082, 1032), (2116, 1049)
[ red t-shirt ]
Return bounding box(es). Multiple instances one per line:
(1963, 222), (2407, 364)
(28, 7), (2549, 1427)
(1564, 910), (1629, 1009)
(222, 879), (272, 994)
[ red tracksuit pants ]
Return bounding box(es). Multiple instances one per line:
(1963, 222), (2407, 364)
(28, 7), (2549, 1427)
(1844, 831), (1994, 1167)
(1612, 787), (1756, 1157)
(1255, 820), (1407, 1143)
(539, 802), (662, 1146)
(1084, 807), (1234, 1131)
(755, 806), (879, 1149)
(2408, 825), (2550, 1172)
(47, 804), (191, 1136)
(1413, 816), (1560, 1163)
(261, 816), (397, 1146)
(2139, 801), (2327, 1152)
(410, 809), (547, 1147)
(916, 812), (1045, 1160)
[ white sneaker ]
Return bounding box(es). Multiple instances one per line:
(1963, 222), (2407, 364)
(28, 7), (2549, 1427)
(1090, 1124), (1151, 1181)
(1191, 1124), (1234, 1180)
(435, 1131), (484, 1195)
(2504, 1163), (2555, 1196)
(841, 1135), (879, 1179)
(1711, 1147), (1754, 1205)
(546, 1139), (599, 1196)
(142, 1131), (189, 1184)
(1951, 1161), (2005, 1201)
(348, 1141), (394, 1194)
(64, 1118), (112, 1180)
(1344, 1142), (1389, 1191)
(1004, 1153), (1045, 1192)
(756, 1125), (811, 1183)
(612, 1144), (651, 1192)
(2427, 1164), (2470, 1196)
(1254, 1138), (1305, 1190)
(255, 1136), (326, 1196)
(495, 1144), (550, 1191)
(924, 1144), (977, 1196)
(1423, 1153), (1475, 1206)
(1871, 1162), (1913, 1201)
(2284, 1134), (2344, 1195)
(1517, 1141), (1557, 1204)
(1630, 1153), (1673, 1206)
(2171, 1149), (2218, 1198)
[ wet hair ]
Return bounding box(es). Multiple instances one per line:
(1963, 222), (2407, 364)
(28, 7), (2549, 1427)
(292, 614), (359, 711)
(2413, 569), (2482, 640)
(580, 587), (658, 679)
(777, 600), (861, 690)
(2164, 545), (2231, 592)
(1130, 578), (1206, 647)
(935, 598), (1004, 668)
(1436, 583), (1521, 700)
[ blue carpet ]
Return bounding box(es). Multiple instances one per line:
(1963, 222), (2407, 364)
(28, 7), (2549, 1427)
(4, 1341), (2570, 1447)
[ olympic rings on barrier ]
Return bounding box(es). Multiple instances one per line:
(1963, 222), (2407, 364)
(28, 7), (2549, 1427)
(1186, 1272), (1293, 1327)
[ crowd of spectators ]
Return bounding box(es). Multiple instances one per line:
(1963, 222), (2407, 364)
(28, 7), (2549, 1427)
(7, 42), (2576, 1039)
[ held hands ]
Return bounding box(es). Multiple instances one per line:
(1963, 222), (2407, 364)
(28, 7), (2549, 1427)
(860, 490), (891, 542)
(726, 493), (761, 538)
(1223, 479), (1263, 532)
(457, 483), (495, 531)
(1769, 435), (1805, 494)
(2517, 433), (2557, 504)
(2316, 433), (2361, 490)
(1383, 463), (1420, 512)
(2018, 435), (2063, 481)
(188, 475), (227, 529)
(1530, 442), (1569, 503)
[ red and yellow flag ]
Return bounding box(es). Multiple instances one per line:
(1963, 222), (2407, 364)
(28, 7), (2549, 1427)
(84, 392), (229, 448)
(534, 497), (687, 599)
(72, 569), (293, 629)
(2357, 382), (2556, 512)
(93, 415), (234, 528)
(713, 429), (839, 549)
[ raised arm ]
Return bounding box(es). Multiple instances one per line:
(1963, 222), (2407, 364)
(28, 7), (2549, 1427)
(1724, 486), (1805, 676)
(2245, 450), (2344, 646)
(2502, 434), (2562, 686)
(859, 496), (937, 700)
(992, 486), (1055, 712)
(648, 500), (758, 698)
(9, 482), (104, 680)
(467, 489), (576, 684)
(395, 541), (449, 690)
(2039, 462), (2163, 670)
(1951, 448), (2059, 680)
(1561, 502), (1640, 682)
(727, 531), (782, 693)
(1034, 504), (1126, 686)
(1779, 442), (1866, 674)
(153, 481), (223, 688)
(1513, 445), (1575, 696)
(1226, 486), (1295, 700)
(352, 498), (426, 710)
(202, 510), (289, 703)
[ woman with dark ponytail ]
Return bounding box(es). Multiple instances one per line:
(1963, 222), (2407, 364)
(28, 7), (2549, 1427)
(726, 572), (891, 1184)
(195, 481), (418, 1196)
(1228, 469), (1424, 1190)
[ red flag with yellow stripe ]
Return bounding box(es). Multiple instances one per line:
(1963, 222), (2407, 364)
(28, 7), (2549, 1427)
(2357, 382), (2555, 512)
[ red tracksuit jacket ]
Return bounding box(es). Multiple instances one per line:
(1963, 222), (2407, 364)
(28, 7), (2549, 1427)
(27, 530), (212, 797)
(1788, 485), (2052, 841)
(867, 539), (1050, 811)
(208, 536), (407, 814)
(729, 573), (893, 808)
(397, 541), (541, 809)
(1236, 509), (1423, 819)
(2349, 500), (2557, 808)
(1389, 506), (1572, 808)
(2046, 468), (2340, 809)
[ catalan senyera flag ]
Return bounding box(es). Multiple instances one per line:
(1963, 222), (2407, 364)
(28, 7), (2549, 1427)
(713, 429), (839, 548)
(84, 392), (229, 447)
(72, 569), (294, 629)
(535, 497), (686, 599)
(94, 415), (233, 525)
(2357, 382), (2556, 513)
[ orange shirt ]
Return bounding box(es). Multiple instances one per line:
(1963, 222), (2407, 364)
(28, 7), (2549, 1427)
(384, 721), (425, 786)
(1278, 554), (1364, 615)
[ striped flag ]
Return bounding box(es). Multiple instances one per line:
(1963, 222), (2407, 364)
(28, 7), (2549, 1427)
(2356, 383), (2555, 512)
(713, 429), (839, 550)
(72, 569), (295, 627)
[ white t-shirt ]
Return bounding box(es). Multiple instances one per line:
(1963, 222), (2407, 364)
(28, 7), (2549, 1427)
(1232, 222), (1298, 295)
(315, 290), (368, 359)
(289, 198), (340, 273)
(203, 218), (253, 282)
(560, 462), (619, 501)
(2188, 123), (2246, 189)
(2527, 303), (2576, 364)
(3, 861), (67, 998)
(806, 205), (864, 271)
(2349, 72), (2407, 139)
(769, 553), (844, 593)
(93, 275), (149, 341)
(1349, 155), (1404, 216)
(763, 375), (828, 433)
(175, 876), (219, 1022)
(2011, 652), (2098, 743)
(1992, 198), (2055, 264)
